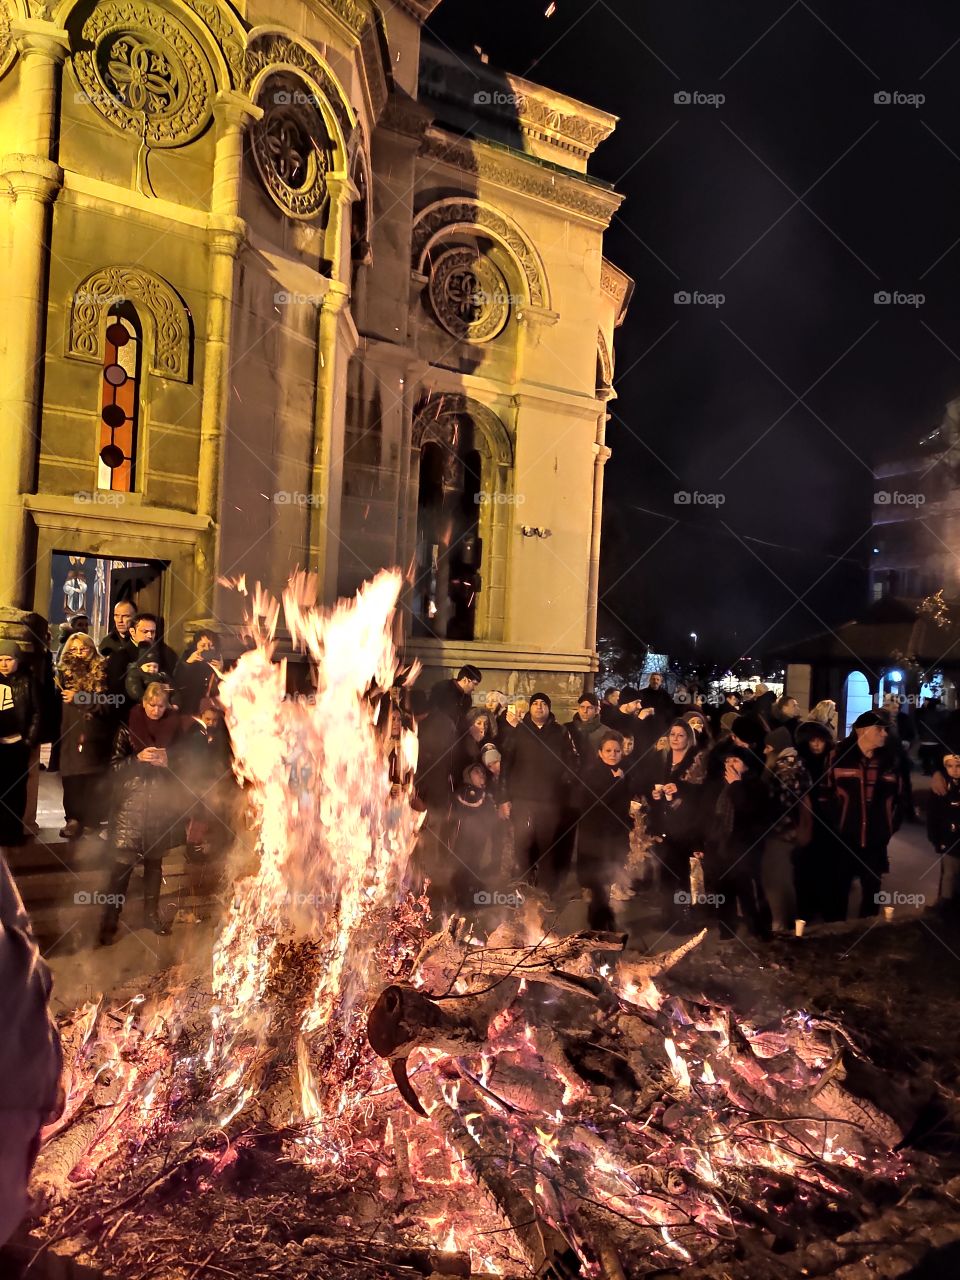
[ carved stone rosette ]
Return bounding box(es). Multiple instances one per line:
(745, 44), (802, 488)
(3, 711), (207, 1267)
(250, 72), (334, 220)
(412, 199), (547, 309)
(428, 247), (510, 343)
(72, 0), (216, 147)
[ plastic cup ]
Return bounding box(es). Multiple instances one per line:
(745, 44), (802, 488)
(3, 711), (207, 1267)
(882, 905), (894, 921)
(794, 919), (806, 938)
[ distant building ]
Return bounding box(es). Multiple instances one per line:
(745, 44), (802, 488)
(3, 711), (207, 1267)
(781, 397), (960, 731)
(871, 397), (960, 603)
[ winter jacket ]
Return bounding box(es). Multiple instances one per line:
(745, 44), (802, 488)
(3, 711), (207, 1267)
(125, 651), (175, 706)
(577, 757), (632, 870)
(703, 767), (771, 873)
(98, 630), (137, 661)
(643, 746), (705, 844)
(56, 653), (113, 777)
(767, 748), (813, 843)
(565, 713), (607, 764)
(108, 714), (186, 860)
(500, 713), (575, 805)
(449, 785), (498, 876)
(415, 709), (457, 812)
(927, 777), (960, 856)
(0, 673), (41, 748)
(639, 685), (676, 733)
(428, 678), (473, 725)
(174, 656), (220, 717)
(831, 736), (901, 851)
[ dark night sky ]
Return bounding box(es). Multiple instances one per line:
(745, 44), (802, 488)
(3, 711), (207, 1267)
(426, 0), (960, 669)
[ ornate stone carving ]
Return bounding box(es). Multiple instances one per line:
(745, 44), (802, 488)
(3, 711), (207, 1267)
(244, 32), (354, 142)
(419, 50), (614, 159)
(428, 247), (510, 343)
(250, 72), (333, 220)
(72, 1), (216, 147)
(414, 393), (513, 466)
(419, 134), (624, 225)
(324, 0), (368, 37)
(597, 328), (613, 386)
(412, 199), (547, 309)
(68, 265), (192, 382)
(0, 0), (16, 80)
(180, 0), (244, 87)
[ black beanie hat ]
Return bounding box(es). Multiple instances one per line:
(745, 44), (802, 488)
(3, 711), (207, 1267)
(619, 686), (641, 705)
(852, 710), (886, 730)
(530, 690), (552, 710)
(732, 715), (766, 751)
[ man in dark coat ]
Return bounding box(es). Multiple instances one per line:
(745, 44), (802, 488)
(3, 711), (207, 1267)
(0, 641), (42, 848)
(98, 600), (137, 660)
(499, 691), (576, 891)
(831, 710), (901, 917)
(640, 673), (676, 736)
(408, 690), (458, 900)
(565, 691), (606, 765)
(429, 664), (481, 725)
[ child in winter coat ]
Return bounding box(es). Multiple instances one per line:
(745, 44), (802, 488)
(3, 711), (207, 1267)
(927, 751), (960, 913)
(450, 765), (499, 912)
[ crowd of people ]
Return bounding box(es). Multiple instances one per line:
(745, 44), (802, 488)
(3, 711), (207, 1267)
(408, 668), (956, 942)
(1, 603), (957, 950)
(0, 602), (234, 942)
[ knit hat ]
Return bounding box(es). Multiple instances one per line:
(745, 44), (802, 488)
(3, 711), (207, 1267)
(0, 639), (21, 659)
(720, 711), (738, 734)
(731, 715), (766, 751)
(618, 686), (641, 705)
(529, 690), (552, 709)
(578, 691), (600, 707)
(485, 690), (508, 708)
(852, 710), (886, 730)
(480, 744), (501, 765)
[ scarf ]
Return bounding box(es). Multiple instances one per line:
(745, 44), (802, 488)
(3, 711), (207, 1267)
(128, 703), (181, 753)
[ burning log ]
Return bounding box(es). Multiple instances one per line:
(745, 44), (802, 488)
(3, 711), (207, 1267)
(417, 1073), (581, 1278)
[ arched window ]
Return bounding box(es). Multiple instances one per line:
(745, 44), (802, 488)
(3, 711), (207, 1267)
(98, 301), (142, 492)
(413, 430), (483, 641)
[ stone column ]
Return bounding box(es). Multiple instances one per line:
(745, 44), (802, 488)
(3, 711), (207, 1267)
(0, 20), (69, 609)
(308, 282), (351, 599)
(584, 388), (614, 669)
(196, 91), (261, 620)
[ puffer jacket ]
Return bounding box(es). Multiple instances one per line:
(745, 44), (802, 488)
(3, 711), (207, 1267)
(0, 673), (41, 747)
(109, 717), (186, 860)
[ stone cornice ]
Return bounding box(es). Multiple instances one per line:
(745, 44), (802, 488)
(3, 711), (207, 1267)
(392, 0), (444, 21)
(419, 41), (616, 162)
(419, 129), (624, 225)
(377, 89), (433, 140)
(600, 258), (634, 325)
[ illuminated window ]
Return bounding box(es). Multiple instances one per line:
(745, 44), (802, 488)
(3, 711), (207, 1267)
(98, 302), (142, 492)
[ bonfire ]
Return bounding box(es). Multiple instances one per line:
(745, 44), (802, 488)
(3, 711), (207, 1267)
(26, 572), (932, 1279)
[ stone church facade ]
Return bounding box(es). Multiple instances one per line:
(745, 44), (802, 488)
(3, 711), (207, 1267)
(0, 0), (631, 705)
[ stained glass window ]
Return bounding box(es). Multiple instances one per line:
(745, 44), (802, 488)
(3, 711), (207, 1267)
(98, 302), (141, 492)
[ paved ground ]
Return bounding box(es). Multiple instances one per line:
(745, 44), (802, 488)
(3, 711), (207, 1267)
(24, 764), (950, 1008)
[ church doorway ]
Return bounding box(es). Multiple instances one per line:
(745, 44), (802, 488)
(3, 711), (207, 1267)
(48, 552), (166, 646)
(413, 436), (482, 641)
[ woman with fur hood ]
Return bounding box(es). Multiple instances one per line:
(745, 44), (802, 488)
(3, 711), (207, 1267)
(56, 632), (113, 839)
